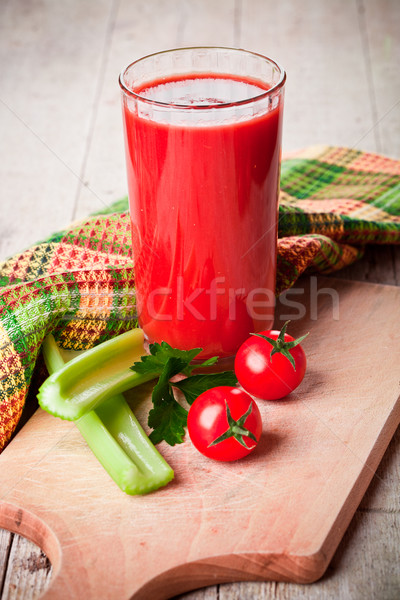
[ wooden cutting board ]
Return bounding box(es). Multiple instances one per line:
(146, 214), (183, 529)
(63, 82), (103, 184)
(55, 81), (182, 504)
(1, 276), (399, 600)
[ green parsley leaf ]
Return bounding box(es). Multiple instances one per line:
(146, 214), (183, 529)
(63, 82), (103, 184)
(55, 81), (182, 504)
(130, 341), (238, 446)
(173, 371), (238, 406)
(148, 398), (188, 446)
(182, 355), (220, 376)
(147, 356), (189, 445)
(131, 341), (202, 375)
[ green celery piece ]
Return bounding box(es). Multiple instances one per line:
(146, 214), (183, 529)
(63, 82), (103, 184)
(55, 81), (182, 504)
(38, 329), (157, 420)
(42, 334), (174, 495)
(77, 396), (174, 494)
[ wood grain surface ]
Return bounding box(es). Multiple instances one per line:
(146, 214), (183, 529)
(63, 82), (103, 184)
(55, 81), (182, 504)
(0, 0), (399, 599)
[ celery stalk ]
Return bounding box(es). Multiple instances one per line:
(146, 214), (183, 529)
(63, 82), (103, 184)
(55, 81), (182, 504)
(38, 329), (156, 420)
(42, 334), (174, 495)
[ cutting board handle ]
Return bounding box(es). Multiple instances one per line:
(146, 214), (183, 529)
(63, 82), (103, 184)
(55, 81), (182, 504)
(0, 501), (60, 567)
(0, 500), (326, 599)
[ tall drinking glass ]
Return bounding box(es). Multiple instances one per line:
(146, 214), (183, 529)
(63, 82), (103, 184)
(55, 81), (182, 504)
(119, 47), (285, 358)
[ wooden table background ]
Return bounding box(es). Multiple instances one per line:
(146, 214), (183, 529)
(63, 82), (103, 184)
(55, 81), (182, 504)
(0, 0), (399, 598)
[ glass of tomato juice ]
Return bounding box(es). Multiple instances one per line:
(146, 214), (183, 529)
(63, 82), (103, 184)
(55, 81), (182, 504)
(119, 47), (285, 359)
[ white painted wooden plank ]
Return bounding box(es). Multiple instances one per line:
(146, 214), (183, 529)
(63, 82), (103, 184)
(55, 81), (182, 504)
(337, 245), (400, 287)
(0, 0), (114, 261)
(362, 0), (400, 158)
(74, 0), (238, 219)
(73, 0), (184, 219)
(1, 534), (51, 600)
(0, 530), (13, 590)
(174, 587), (218, 600)
(176, 0), (236, 47)
(239, 0), (378, 154)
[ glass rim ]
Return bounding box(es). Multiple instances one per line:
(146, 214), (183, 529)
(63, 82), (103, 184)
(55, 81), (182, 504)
(118, 46), (286, 110)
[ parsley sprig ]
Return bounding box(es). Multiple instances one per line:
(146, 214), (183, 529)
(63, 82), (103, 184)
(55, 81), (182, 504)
(131, 341), (237, 446)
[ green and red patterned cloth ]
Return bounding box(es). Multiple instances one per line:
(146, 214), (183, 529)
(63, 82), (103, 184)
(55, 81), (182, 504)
(1, 145), (399, 451)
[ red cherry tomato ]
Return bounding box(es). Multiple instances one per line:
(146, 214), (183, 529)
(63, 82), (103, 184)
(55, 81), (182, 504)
(187, 386), (262, 461)
(234, 322), (308, 400)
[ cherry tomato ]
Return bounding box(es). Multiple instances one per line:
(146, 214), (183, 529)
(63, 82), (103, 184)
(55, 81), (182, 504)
(234, 321), (308, 400)
(187, 386), (262, 461)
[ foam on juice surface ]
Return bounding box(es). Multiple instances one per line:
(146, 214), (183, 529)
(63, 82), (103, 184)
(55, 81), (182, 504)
(137, 76), (268, 106)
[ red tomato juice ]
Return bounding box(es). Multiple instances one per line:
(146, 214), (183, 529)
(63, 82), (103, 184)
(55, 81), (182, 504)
(122, 73), (283, 358)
